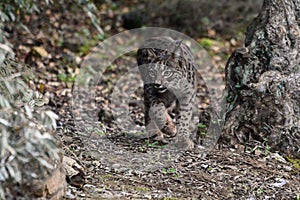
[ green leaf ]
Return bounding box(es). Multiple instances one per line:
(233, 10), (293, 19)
(168, 168), (177, 173)
(198, 123), (206, 129)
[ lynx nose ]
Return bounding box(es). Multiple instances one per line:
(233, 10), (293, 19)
(154, 84), (163, 89)
(154, 84), (167, 93)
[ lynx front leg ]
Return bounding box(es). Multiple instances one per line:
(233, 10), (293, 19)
(173, 94), (195, 150)
(144, 86), (176, 142)
(162, 112), (177, 138)
(148, 102), (176, 142)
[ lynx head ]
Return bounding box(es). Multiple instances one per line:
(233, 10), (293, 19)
(138, 39), (185, 92)
(147, 52), (183, 93)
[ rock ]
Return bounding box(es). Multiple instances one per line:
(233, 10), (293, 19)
(2, 161), (67, 199)
(63, 156), (86, 188)
(122, 11), (142, 29)
(30, 162), (67, 199)
(32, 46), (48, 57)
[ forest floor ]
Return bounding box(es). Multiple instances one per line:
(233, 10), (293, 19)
(7, 1), (300, 199)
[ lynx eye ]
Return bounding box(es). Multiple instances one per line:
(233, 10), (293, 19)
(163, 70), (173, 78)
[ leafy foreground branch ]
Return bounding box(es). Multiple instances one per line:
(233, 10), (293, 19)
(0, 47), (66, 199)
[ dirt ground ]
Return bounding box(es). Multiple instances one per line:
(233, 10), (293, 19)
(7, 1), (300, 199)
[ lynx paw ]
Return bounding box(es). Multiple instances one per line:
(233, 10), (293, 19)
(170, 137), (194, 151)
(153, 135), (169, 144)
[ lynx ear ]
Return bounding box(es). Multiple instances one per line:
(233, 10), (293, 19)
(173, 40), (183, 56)
(137, 48), (157, 65)
(175, 40), (183, 47)
(167, 40), (182, 60)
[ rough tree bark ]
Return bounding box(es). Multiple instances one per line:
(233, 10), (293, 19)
(222, 0), (300, 158)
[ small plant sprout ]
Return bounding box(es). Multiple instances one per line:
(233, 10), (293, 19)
(198, 123), (207, 129)
(146, 140), (159, 148)
(161, 167), (180, 178)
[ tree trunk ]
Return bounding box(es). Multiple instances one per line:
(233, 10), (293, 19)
(222, 0), (300, 158)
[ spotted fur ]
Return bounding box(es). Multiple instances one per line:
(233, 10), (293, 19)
(137, 37), (196, 150)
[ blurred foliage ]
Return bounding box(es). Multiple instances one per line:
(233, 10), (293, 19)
(133, 0), (262, 38)
(0, 0), (104, 36)
(0, 0), (52, 22)
(198, 38), (214, 50)
(80, 0), (104, 35)
(0, 44), (60, 200)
